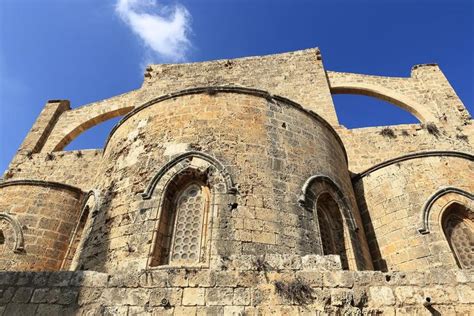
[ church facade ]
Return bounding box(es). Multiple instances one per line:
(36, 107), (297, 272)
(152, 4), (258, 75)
(0, 48), (472, 314)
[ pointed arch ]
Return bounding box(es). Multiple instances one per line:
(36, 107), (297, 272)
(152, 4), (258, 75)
(52, 107), (134, 151)
(298, 174), (361, 270)
(298, 174), (357, 231)
(330, 82), (436, 123)
(142, 151), (237, 199)
(0, 213), (25, 253)
(441, 203), (473, 269)
(61, 190), (101, 270)
(418, 187), (473, 234)
(142, 151), (237, 268)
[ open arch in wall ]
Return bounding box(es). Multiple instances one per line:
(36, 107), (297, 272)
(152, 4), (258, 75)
(331, 94), (420, 128)
(142, 151), (237, 268)
(55, 107), (133, 151)
(330, 83), (435, 126)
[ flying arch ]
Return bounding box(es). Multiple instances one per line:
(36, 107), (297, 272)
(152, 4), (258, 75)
(330, 82), (436, 123)
(52, 107), (134, 151)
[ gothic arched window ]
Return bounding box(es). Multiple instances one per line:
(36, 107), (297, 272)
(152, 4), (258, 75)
(62, 191), (99, 271)
(317, 193), (349, 269)
(442, 203), (473, 269)
(144, 152), (236, 269)
(151, 175), (211, 267)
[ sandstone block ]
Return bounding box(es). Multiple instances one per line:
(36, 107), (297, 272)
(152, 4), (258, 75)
(182, 288), (205, 306)
(368, 286), (395, 307)
(207, 287), (233, 305)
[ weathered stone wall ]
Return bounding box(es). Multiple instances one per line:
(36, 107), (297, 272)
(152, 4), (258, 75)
(355, 155), (474, 271)
(0, 48), (472, 313)
(337, 123), (473, 173)
(11, 100), (70, 164)
(328, 63), (471, 126)
(5, 150), (101, 191)
(0, 181), (83, 271)
(79, 90), (372, 273)
(0, 256), (472, 315)
(38, 48), (337, 153)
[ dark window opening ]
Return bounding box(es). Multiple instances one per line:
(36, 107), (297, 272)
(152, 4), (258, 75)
(317, 193), (349, 269)
(442, 203), (473, 269)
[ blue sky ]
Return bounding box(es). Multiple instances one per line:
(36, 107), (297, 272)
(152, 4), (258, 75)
(0, 0), (473, 173)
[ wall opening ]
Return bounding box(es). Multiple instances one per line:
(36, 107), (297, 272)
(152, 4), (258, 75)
(63, 116), (123, 151)
(0, 219), (15, 255)
(61, 189), (100, 271)
(442, 203), (473, 269)
(151, 170), (211, 267)
(62, 205), (89, 270)
(317, 193), (349, 269)
(332, 94), (419, 128)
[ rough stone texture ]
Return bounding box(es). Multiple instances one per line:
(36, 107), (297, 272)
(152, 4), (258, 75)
(0, 48), (472, 313)
(0, 265), (473, 315)
(355, 156), (474, 271)
(0, 181), (83, 271)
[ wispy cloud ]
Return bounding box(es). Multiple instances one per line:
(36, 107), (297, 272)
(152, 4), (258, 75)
(115, 0), (192, 63)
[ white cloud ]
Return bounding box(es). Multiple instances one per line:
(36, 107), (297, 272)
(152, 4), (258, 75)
(116, 0), (192, 63)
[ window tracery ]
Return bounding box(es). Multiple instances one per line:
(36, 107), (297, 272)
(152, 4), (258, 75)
(151, 174), (211, 267)
(442, 203), (473, 269)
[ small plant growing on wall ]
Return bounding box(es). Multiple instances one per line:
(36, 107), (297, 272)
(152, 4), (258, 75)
(76, 150), (83, 158)
(456, 134), (469, 142)
(274, 278), (315, 305)
(425, 123), (440, 137)
(380, 127), (396, 139)
(3, 170), (14, 180)
(254, 256), (271, 272)
(45, 153), (55, 161)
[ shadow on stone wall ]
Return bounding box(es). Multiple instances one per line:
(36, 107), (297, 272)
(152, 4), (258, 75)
(353, 180), (388, 272)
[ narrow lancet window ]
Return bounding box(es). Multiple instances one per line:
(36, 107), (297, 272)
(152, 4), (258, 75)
(317, 193), (349, 269)
(63, 206), (90, 270)
(442, 203), (473, 269)
(151, 176), (210, 267)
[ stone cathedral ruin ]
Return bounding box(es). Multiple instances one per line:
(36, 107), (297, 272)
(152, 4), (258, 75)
(0, 48), (472, 314)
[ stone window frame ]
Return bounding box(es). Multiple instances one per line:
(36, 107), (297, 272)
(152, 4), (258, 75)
(0, 213), (25, 253)
(298, 174), (360, 270)
(61, 189), (101, 271)
(417, 187), (473, 269)
(166, 181), (211, 265)
(316, 192), (349, 269)
(441, 204), (473, 269)
(142, 151), (237, 270)
(418, 187), (473, 235)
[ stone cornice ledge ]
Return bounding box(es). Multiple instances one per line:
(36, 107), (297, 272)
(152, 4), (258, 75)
(352, 150), (474, 182)
(0, 179), (84, 195)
